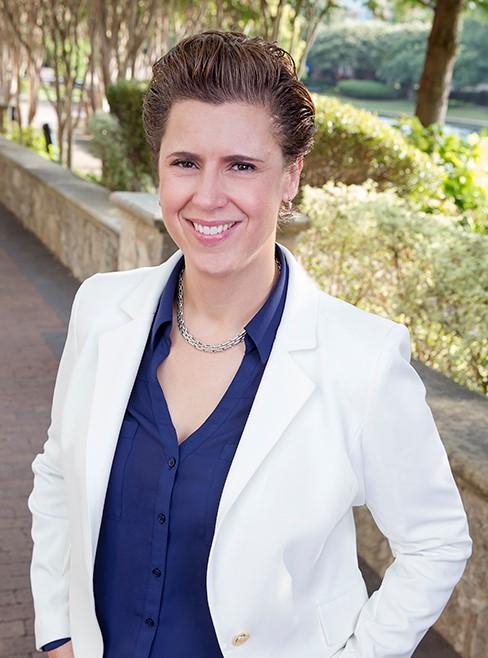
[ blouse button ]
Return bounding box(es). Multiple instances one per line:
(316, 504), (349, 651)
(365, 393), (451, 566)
(232, 632), (250, 646)
(168, 457), (176, 468)
(145, 618), (155, 627)
(152, 568), (161, 577)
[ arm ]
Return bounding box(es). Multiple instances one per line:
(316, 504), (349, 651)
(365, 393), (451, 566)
(342, 323), (473, 658)
(27, 284), (84, 652)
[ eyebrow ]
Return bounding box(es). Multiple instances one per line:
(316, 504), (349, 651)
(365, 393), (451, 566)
(165, 151), (265, 163)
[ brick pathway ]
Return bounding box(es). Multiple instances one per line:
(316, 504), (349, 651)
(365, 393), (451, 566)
(0, 203), (78, 658)
(0, 202), (460, 657)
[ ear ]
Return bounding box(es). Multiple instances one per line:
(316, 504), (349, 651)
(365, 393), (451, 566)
(283, 156), (304, 202)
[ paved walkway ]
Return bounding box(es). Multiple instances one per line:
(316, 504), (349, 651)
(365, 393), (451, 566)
(0, 204), (78, 658)
(17, 97), (102, 178)
(0, 202), (460, 657)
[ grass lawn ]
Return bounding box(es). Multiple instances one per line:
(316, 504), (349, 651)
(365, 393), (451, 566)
(314, 88), (488, 127)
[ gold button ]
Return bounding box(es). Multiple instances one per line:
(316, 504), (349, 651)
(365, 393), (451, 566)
(232, 632), (250, 646)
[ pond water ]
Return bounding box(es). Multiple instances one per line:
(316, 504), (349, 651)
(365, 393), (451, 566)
(379, 114), (481, 138)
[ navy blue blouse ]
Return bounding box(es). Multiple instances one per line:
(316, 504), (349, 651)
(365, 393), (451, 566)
(42, 243), (288, 655)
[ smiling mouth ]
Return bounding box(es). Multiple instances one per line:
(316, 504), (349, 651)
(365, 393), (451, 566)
(186, 219), (239, 236)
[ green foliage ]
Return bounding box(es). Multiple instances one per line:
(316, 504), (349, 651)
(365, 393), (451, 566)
(395, 116), (488, 232)
(106, 80), (155, 186)
(7, 124), (59, 161)
(87, 112), (153, 192)
(308, 20), (428, 92)
(454, 17), (488, 89)
(376, 29), (427, 95)
(308, 20), (397, 82)
(301, 94), (446, 212)
(296, 181), (488, 396)
(308, 17), (488, 93)
(337, 79), (400, 100)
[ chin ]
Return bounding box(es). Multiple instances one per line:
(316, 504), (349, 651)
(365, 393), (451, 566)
(188, 255), (241, 275)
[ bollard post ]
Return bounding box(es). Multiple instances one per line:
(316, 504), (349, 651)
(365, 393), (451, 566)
(42, 123), (53, 155)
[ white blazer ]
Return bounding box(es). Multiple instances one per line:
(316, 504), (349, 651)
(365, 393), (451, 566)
(28, 242), (472, 658)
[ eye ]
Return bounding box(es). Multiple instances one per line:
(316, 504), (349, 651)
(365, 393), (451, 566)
(169, 159), (256, 172)
(171, 159), (195, 169)
(231, 162), (256, 172)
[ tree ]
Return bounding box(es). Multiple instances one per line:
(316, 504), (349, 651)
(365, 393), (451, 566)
(453, 16), (488, 88)
(0, 0), (44, 129)
(87, 0), (159, 100)
(368, 0), (488, 126)
(258, 0), (340, 77)
(39, 0), (92, 167)
(307, 20), (425, 85)
(377, 25), (429, 99)
(414, 0), (464, 126)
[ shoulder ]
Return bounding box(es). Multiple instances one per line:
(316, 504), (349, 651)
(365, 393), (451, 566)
(70, 263), (165, 342)
(77, 264), (161, 301)
(310, 290), (413, 450)
(284, 245), (405, 356)
(315, 289), (408, 353)
(310, 289), (412, 411)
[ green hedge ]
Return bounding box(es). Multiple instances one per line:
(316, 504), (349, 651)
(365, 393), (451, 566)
(295, 180), (488, 396)
(87, 111), (154, 192)
(300, 94), (447, 211)
(337, 79), (400, 100)
(106, 80), (156, 186)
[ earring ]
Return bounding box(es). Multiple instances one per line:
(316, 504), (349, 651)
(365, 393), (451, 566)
(278, 198), (294, 224)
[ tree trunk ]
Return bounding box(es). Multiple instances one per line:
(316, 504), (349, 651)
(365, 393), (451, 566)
(27, 59), (40, 125)
(414, 0), (464, 127)
(66, 108), (72, 169)
(14, 61), (23, 131)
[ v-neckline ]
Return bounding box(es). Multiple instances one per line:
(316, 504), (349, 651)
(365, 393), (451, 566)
(148, 334), (259, 462)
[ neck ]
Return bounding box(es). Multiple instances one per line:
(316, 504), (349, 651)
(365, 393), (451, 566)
(178, 246), (280, 341)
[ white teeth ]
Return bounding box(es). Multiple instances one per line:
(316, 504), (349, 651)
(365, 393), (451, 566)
(192, 222), (235, 235)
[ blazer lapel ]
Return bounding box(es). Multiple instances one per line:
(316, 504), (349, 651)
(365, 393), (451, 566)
(84, 251), (181, 566)
(84, 244), (321, 568)
(211, 245), (321, 534)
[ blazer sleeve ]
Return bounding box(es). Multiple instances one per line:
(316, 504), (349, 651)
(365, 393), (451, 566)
(341, 323), (473, 658)
(27, 281), (84, 651)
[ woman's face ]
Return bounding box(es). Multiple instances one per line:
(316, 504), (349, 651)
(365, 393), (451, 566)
(158, 99), (303, 276)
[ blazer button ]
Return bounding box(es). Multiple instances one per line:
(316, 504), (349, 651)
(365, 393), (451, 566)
(232, 632), (250, 646)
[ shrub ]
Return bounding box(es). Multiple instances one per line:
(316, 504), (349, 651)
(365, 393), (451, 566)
(87, 112), (153, 192)
(295, 181), (488, 396)
(337, 79), (399, 100)
(7, 124), (58, 161)
(106, 80), (156, 186)
(305, 80), (334, 94)
(300, 94), (447, 212)
(395, 115), (488, 233)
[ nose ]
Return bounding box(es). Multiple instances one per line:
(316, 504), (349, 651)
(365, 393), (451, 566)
(191, 165), (228, 211)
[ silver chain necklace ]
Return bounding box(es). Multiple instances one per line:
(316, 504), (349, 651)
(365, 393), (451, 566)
(176, 258), (282, 353)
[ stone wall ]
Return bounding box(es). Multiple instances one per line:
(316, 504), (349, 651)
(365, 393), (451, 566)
(1, 136), (486, 657)
(354, 357), (488, 657)
(0, 136), (120, 280)
(0, 137), (310, 277)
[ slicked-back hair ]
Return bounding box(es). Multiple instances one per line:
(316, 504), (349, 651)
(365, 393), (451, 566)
(142, 30), (316, 174)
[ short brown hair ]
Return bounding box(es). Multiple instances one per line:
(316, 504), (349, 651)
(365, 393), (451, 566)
(142, 30), (316, 172)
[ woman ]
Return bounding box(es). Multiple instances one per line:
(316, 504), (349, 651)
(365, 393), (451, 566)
(28, 30), (472, 658)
